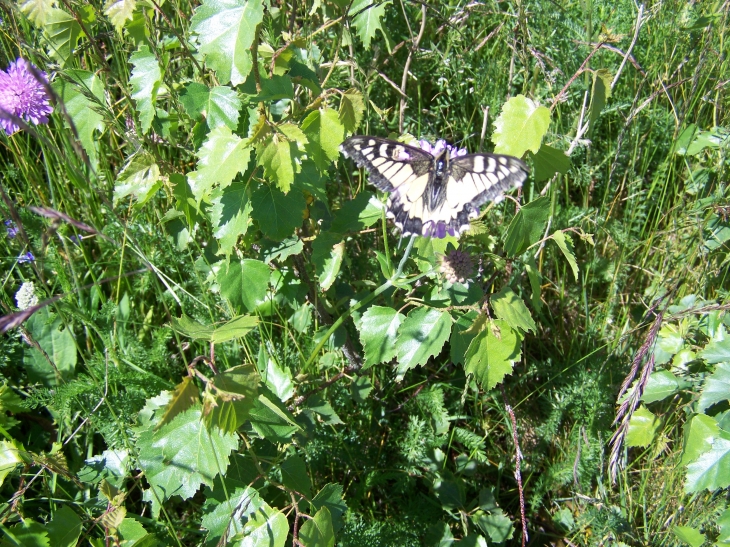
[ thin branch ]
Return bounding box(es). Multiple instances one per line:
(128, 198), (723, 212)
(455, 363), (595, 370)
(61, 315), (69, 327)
(611, 4), (646, 90)
(399, 4), (427, 133)
(501, 387), (528, 547)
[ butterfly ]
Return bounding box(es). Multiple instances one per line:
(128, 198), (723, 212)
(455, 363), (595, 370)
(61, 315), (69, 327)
(340, 136), (529, 238)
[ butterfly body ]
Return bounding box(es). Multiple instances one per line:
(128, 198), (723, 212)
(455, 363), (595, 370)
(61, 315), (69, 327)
(340, 136), (528, 238)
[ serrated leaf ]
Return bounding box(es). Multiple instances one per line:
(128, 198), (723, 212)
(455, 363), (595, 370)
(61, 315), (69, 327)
(136, 407), (239, 501)
(257, 346), (294, 402)
(46, 505), (81, 547)
(339, 88), (365, 133)
(503, 196), (550, 257)
(207, 86), (242, 130)
(210, 315), (258, 343)
(681, 414), (719, 467)
(532, 143), (570, 183)
(1, 521), (50, 547)
(77, 449), (129, 487)
(450, 311), (479, 366)
(357, 306), (405, 369)
(113, 152), (161, 206)
(261, 236), (304, 264)
(129, 45), (166, 133)
(350, 0), (390, 50)
(641, 370), (689, 403)
(51, 70), (105, 168)
(279, 123), (309, 147)
(190, 0), (264, 85)
(250, 184), (306, 240)
(550, 230), (579, 281)
(205, 365), (259, 432)
(302, 108), (345, 170)
(350, 376), (373, 404)
(0, 440), (24, 487)
(524, 255), (542, 311)
(20, 0), (57, 26)
(312, 232), (345, 291)
(490, 288), (536, 334)
(492, 94), (550, 157)
(330, 192), (382, 233)
(698, 362), (730, 411)
(201, 486), (262, 545)
(588, 68), (612, 124)
(395, 308), (453, 380)
(473, 508), (514, 543)
(253, 74), (294, 102)
(311, 484), (347, 533)
(23, 308), (76, 386)
(240, 502), (289, 546)
(626, 405), (659, 447)
(686, 435), (730, 493)
(44, 8), (81, 65)
(210, 181), (253, 256)
(299, 506), (334, 547)
(464, 319), (521, 390)
(104, 0), (136, 34)
(280, 455), (312, 498)
(179, 82), (209, 120)
(156, 377), (200, 429)
(258, 136), (295, 193)
(248, 392), (300, 442)
(187, 126), (252, 204)
(218, 259), (270, 313)
(700, 337), (730, 364)
(170, 315), (214, 341)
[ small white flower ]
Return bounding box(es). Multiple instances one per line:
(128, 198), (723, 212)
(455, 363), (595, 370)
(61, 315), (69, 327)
(15, 281), (39, 310)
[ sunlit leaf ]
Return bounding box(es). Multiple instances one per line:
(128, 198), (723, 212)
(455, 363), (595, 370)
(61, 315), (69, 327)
(686, 434), (730, 492)
(44, 8), (81, 65)
(492, 94), (550, 157)
(104, 0), (136, 34)
(626, 405), (659, 447)
(339, 88), (365, 133)
(129, 45), (166, 133)
(218, 259), (270, 313)
(503, 196), (550, 257)
(19, 0), (57, 26)
(299, 506), (334, 547)
(698, 362), (730, 411)
(490, 288), (536, 334)
(588, 68), (612, 124)
(258, 135), (296, 193)
(113, 152), (161, 206)
(350, 0), (390, 50)
(550, 230), (579, 281)
(641, 370), (689, 404)
(395, 308), (452, 380)
(357, 306), (405, 369)
(156, 377), (200, 429)
(302, 108), (345, 171)
(312, 232), (345, 291)
(210, 181), (253, 257)
(464, 319), (521, 390)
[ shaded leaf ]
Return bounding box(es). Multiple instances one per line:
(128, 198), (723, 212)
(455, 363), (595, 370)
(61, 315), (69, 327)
(250, 185), (306, 241)
(157, 377), (200, 429)
(248, 392), (301, 442)
(330, 192), (382, 233)
(46, 505), (82, 547)
(550, 230), (579, 281)
(588, 68), (612, 124)
(280, 455), (312, 498)
(532, 143), (570, 183)
(503, 196), (550, 257)
(311, 484), (347, 533)
(210, 181), (253, 257)
(218, 259), (270, 313)
(299, 506), (334, 547)
(339, 88), (365, 133)
(205, 365), (259, 432)
(312, 232), (345, 291)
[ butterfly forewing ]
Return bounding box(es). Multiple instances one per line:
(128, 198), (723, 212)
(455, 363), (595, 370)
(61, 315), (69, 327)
(448, 154), (529, 209)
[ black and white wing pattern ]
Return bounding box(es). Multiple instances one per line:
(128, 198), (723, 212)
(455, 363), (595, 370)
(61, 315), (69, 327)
(340, 136), (528, 238)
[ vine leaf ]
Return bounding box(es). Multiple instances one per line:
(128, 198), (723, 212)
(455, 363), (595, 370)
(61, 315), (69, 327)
(550, 230), (579, 281)
(299, 506), (334, 547)
(113, 152), (161, 206)
(104, 0), (136, 34)
(302, 108), (345, 171)
(312, 232), (345, 291)
(44, 8), (82, 66)
(626, 405), (659, 447)
(190, 0), (265, 85)
(218, 259), (270, 313)
(490, 288), (536, 334)
(210, 182), (253, 257)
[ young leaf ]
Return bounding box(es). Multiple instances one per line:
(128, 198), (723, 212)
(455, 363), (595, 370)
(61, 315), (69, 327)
(299, 506), (335, 547)
(104, 0), (136, 34)
(492, 94), (550, 158)
(19, 0), (56, 26)
(187, 126), (252, 204)
(258, 135), (296, 193)
(357, 306), (405, 369)
(129, 45), (166, 133)
(136, 407), (239, 501)
(240, 504), (289, 545)
(698, 362), (730, 411)
(490, 288), (536, 334)
(218, 259), (270, 313)
(302, 108), (345, 171)
(531, 143), (571, 183)
(190, 0), (265, 85)
(503, 196), (550, 257)
(113, 152), (161, 206)
(46, 505), (82, 547)
(51, 70), (105, 168)
(685, 435), (730, 493)
(205, 365), (259, 432)
(550, 230), (579, 281)
(523, 255), (542, 311)
(339, 89), (365, 133)
(210, 181), (253, 257)
(257, 346), (294, 402)
(395, 308), (453, 380)
(311, 232), (345, 291)
(207, 86), (242, 130)
(250, 184), (306, 241)
(0, 440), (24, 488)
(464, 319), (521, 390)
(170, 315), (214, 341)
(350, 0), (390, 50)
(248, 392), (301, 442)
(44, 8), (82, 66)
(641, 370), (689, 404)
(626, 405), (659, 447)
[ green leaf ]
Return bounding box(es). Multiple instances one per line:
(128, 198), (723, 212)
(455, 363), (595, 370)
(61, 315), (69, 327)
(453, 534), (488, 547)
(464, 319), (521, 390)
(51, 70), (106, 168)
(550, 230), (579, 281)
(339, 88), (365, 133)
(170, 315), (215, 341)
(700, 336), (730, 364)
(450, 311), (479, 366)
(22, 308), (76, 386)
(179, 82), (209, 121)
(104, 0), (136, 34)
(201, 486), (261, 545)
(588, 68), (612, 124)
(718, 507), (730, 545)
(257, 346), (294, 402)
(136, 407), (239, 501)
(44, 8), (82, 66)
(699, 362), (730, 411)
(210, 315), (259, 344)
(299, 506), (335, 547)
(473, 508), (514, 543)
(311, 484), (347, 533)
(492, 94), (551, 157)
(0, 440), (24, 488)
(187, 126), (252, 204)
(305, 394), (344, 425)
(681, 415), (719, 467)
(531, 144), (570, 183)
(190, 0), (265, 85)
(240, 502), (289, 546)
(330, 192), (382, 233)
(250, 184), (306, 241)
(395, 308), (453, 380)
(157, 377), (200, 429)
(626, 405), (659, 447)
(686, 435), (730, 492)
(205, 365), (259, 432)
(261, 236), (304, 264)
(258, 136), (296, 193)
(78, 449), (130, 487)
(357, 306), (405, 369)
(302, 108), (346, 171)
(350, 0), (390, 50)
(312, 232), (345, 291)
(113, 152), (161, 206)
(218, 259), (271, 313)
(46, 505), (82, 547)
(253, 74), (294, 102)
(673, 526), (705, 547)
(207, 86), (242, 130)
(524, 255), (542, 311)
(503, 196), (551, 257)
(248, 392), (301, 442)
(0, 521), (49, 547)
(19, 0), (56, 26)
(129, 45), (166, 134)
(281, 455), (312, 498)
(641, 370), (689, 403)
(210, 181), (253, 257)
(490, 288), (536, 334)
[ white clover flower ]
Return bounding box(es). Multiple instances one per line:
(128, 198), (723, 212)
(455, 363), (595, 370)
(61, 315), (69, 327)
(15, 281), (39, 310)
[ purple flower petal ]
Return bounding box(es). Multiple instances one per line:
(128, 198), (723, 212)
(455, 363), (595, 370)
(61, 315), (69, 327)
(0, 58), (53, 135)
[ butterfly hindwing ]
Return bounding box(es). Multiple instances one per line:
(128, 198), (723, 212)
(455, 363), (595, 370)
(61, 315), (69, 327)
(448, 153), (529, 210)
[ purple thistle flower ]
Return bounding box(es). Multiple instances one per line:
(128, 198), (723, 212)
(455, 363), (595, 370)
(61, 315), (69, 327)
(0, 58), (53, 135)
(17, 251), (35, 264)
(417, 139), (468, 158)
(4, 219), (18, 238)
